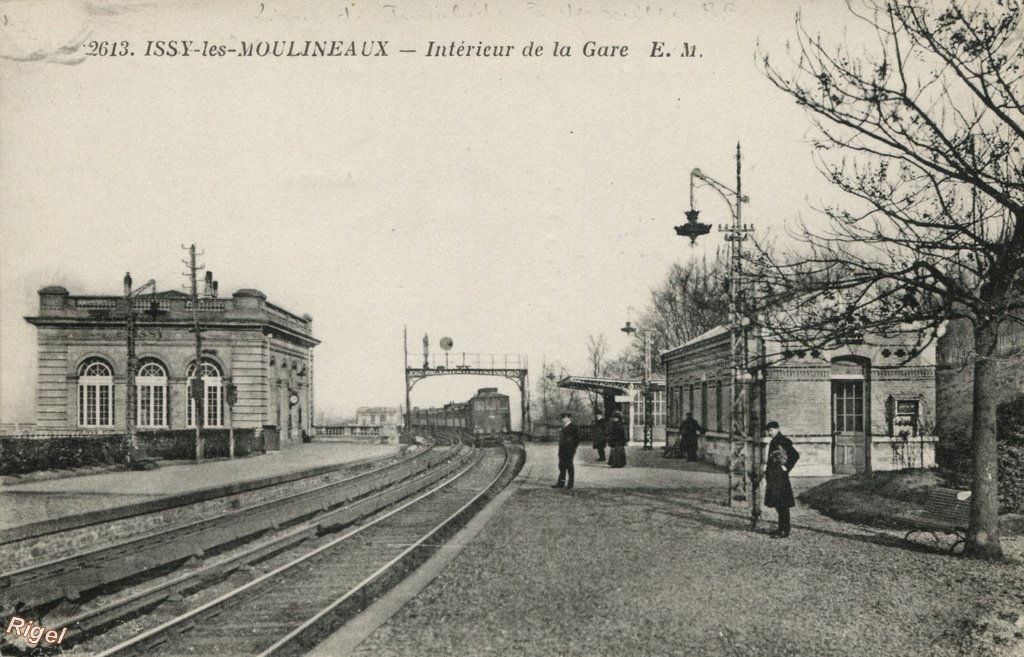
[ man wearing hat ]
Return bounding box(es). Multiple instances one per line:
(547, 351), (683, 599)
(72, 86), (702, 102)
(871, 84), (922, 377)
(763, 420), (800, 538)
(553, 412), (580, 488)
(592, 410), (608, 462)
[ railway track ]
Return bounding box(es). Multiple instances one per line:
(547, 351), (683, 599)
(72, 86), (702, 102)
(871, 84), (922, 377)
(0, 438), (465, 635)
(61, 440), (520, 657)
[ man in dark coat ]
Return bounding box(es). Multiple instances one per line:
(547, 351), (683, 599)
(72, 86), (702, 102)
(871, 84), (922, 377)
(763, 420), (800, 538)
(678, 412), (704, 461)
(553, 412), (580, 488)
(592, 410), (608, 462)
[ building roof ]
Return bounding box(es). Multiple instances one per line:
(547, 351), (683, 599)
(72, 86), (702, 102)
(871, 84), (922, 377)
(661, 325), (731, 359)
(27, 285), (319, 347)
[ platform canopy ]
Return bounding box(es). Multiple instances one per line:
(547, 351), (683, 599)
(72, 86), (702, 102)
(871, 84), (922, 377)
(556, 375), (665, 396)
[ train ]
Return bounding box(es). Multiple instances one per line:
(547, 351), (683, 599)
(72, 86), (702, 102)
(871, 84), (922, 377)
(409, 387), (511, 435)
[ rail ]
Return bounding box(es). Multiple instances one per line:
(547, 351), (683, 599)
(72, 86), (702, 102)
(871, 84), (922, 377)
(0, 440), (458, 615)
(84, 438), (513, 657)
(260, 441), (520, 657)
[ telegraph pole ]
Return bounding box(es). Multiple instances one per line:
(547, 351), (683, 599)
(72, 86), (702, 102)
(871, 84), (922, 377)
(404, 325), (411, 430)
(185, 244), (205, 462)
(125, 273), (138, 454)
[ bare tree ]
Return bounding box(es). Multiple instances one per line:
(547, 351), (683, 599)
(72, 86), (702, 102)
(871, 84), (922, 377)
(534, 360), (589, 431)
(611, 255), (730, 379)
(644, 255), (730, 351)
(756, 0), (1024, 559)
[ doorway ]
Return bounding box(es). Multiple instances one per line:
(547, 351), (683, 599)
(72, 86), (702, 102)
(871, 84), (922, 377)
(831, 358), (869, 474)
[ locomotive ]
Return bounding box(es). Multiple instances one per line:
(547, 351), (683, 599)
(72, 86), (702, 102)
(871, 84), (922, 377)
(409, 387), (511, 435)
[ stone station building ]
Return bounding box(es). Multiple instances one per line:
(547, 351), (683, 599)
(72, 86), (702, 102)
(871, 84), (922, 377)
(25, 279), (319, 443)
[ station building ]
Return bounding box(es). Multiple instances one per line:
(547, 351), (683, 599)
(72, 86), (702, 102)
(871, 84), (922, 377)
(25, 276), (319, 442)
(356, 406), (402, 427)
(556, 375), (667, 444)
(661, 326), (937, 477)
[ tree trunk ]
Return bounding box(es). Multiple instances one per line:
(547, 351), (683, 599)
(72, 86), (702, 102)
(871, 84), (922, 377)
(964, 320), (1003, 560)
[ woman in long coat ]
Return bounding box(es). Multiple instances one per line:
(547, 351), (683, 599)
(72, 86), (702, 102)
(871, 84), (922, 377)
(764, 420), (799, 538)
(606, 411), (627, 468)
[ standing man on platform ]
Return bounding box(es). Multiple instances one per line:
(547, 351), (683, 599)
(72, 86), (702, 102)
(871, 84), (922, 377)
(553, 412), (580, 489)
(592, 410), (608, 462)
(678, 411), (704, 462)
(764, 420), (800, 538)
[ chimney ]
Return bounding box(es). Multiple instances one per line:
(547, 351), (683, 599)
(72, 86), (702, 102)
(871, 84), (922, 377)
(204, 271), (213, 298)
(124, 272), (133, 297)
(212, 280), (219, 298)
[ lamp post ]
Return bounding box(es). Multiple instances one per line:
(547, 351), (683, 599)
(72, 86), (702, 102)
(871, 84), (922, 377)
(676, 143), (764, 530)
(621, 315), (654, 450)
(121, 272), (160, 459)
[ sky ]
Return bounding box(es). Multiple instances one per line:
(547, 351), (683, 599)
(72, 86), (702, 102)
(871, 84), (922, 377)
(0, 0), (854, 427)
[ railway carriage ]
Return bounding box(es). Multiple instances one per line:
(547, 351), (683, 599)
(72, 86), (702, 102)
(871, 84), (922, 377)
(410, 388), (510, 435)
(468, 388), (510, 434)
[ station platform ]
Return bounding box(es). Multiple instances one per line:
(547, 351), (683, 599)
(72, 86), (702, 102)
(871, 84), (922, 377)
(315, 442), (1024, 657)
(0, 441), (400, 542)
(525, 440), (835, 495)
(311, 441), (834, 657)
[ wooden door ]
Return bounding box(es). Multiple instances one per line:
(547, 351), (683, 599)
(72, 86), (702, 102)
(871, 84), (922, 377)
(832, 380), (866, 474)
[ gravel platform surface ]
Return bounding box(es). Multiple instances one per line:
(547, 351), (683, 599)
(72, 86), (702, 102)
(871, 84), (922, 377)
(350, 444), (1024, 657)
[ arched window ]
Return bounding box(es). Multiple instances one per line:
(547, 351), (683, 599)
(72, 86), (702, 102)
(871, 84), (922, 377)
(78, 357), (114, 427)
(187, 359), (224, 428)
(137, 359), (168, 428)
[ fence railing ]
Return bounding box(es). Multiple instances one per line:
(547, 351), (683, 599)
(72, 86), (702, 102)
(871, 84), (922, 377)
(316, 425), (385, 437)
(74, 297), (175, 312)
(0, 428), (121, 438)
(184, 299), (228, 311)
(418, 353), (528, 370)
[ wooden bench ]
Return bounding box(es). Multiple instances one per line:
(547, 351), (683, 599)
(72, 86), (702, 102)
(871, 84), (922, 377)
(900, 487), (971, 554)
(128, 446), (160, 470)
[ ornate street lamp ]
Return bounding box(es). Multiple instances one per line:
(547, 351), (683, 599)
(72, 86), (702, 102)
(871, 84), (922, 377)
(677, 143), (765, 530)
(621, 315), (654, 450)
(675, 208), (712, 244)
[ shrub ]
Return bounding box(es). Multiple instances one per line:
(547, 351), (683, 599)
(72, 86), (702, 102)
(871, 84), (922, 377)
(0, 429), (262, 476)
(997, 395), (1024, 446)
(0, 434), (128, 476)
(936, 394), (1024, 514)
(999, 443), (1024, 514)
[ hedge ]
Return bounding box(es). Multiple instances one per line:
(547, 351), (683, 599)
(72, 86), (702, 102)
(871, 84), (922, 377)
(137, 429), (259, 460)
(997, 444), (1024, 515)
(936, 394), (1024, 514)
(0, 434), (128, 476)
(0, 429), (261, 476)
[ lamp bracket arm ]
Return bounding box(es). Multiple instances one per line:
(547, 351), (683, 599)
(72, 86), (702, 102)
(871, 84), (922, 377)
(689, 168), (749, 216)
(128, 279), (158, 298)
